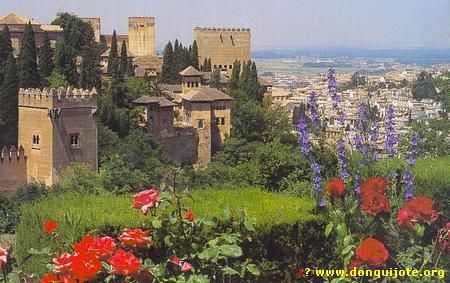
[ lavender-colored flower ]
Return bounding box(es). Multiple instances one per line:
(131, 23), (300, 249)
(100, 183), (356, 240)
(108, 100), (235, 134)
(297, 118), (311, 156)
(307, 91), (321, 128)
(403, 169), (414, 200)
(389, 171), (398, 180)
(385, 104), (397, 156)
(407, 132), (419, 166)
(311, 161), (322, 194)
(327, 67), (340, 109)
(354, 173), (361, 194)
(356, 102), (369, 133)
(319, 198), (327, 207)
(370, 120), (379, 143)
(336, 139), (349, 180)
(354, 134), (367, 154)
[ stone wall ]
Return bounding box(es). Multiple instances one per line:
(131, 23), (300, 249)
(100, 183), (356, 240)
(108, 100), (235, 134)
(194, 27), (250, 72)
(156, 127), (198, 164)
(128, 17), (155, 56)
(0, 146), (27, 196)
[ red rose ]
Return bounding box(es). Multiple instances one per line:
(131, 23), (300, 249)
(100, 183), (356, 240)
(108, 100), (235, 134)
(73, 235), (116, 260)
(118, 228), (150, 248)
(353, 237), (389, 267)
(71, 252), (102, 282)
(132, 188), (160, 214)
(0, 246), (7, 269)
(183, 210), (195, 222)
(44, 219), (58, 234)
(59, 277), (75, 283)
(396, 196), (439, 231)
(108, 250), (141, 276)
(360, 177), (389, 197)
(52, 253), (74, 276)
(181, 262), (192, 272)
(361, 193), (392, 216)
(170, 255), (181, 266)
(41, 274), (59, 283)
(326, 179), (346, 199)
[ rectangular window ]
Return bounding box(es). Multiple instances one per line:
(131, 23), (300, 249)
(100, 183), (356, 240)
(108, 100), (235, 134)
(197, 119), (204, 129)
(162, 116), (167, 124)
(32, 134), (40, 149)
(221, 117), (225, 125)
(70, 134), (80, 147)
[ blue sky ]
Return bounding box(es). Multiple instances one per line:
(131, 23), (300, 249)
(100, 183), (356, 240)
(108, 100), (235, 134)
(1, 0), (449, 49)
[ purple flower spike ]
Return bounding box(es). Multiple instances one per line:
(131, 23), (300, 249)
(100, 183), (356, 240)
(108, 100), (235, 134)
(407, 132), (419, 166)
(403, 169), (414, 200)
(385, 104), (397, 156)
(297, 118), (311, 157)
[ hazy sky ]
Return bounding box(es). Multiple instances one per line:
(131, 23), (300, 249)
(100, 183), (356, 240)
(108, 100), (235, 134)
(1, 0), (449, 50)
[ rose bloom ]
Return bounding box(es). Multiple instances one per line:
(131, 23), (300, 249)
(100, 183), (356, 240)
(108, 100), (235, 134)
(183, 210), (195, 222)
(119, 228), (150, 248)
(349, 237), (389, 269)
(326, 179), (346, 199)
(53, 253), (74, 275)
(108, 250), (141, 276)
(41, 274), (59, 283)
(181, 262), (192, 272)
(0, 246), (7, 269)
(360, 177), (389, 197)
(44, 219), (58, 234)
(396, 196), (439, 231)
(361, 193), (392, 216)
(71, 252), (102, 283)
(73, 235), (116, 260)
(170, 255), (181, 266)
(132, 188), (160, 214)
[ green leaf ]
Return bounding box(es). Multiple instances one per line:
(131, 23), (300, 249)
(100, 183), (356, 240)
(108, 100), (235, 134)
(343, 235), (351, 246)
(186, 275), (210, 283)
(222, 267), (240, 275)
(244, 219), (255, 231)
(222, 206), (231, 220)
(325, 223), (334, 237)
(341, 245), (353, 256)
(198, 247), (219, 260)
(414, 223), (425, 238)
(218, 244), (243, 258)
(164, 235), (173, 247)
(246, 263), (260, 276)
(336, 223), (347, 238)
(152, 219), (162, 229)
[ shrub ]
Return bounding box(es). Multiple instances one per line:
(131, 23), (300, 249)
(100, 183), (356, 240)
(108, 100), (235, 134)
(15, 188), (328, 279)
(55, 162), (104, 195)
(0, 192), (19, 234)
(12, 181), (49, 205)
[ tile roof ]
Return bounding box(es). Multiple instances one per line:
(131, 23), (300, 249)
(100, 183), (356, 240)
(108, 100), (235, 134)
(133, 96), (176, 107)
(180, 86), (233, 102)
(0, 13), (40, 25)
(161, 84), (182, 93)
(179, 66), (202, 76)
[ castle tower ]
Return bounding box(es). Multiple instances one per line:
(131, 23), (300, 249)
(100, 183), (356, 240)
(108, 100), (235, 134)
(81, 17), (101, 42)
(180, 66), (202, 94)
(128, 17), (155, 57)
(18, 87), (98, 186)
(194, 27), (251, 73)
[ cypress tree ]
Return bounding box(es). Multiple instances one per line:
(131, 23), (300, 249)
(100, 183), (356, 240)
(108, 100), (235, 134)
(0, 25), (13, 84)
(229, 60), (241, 90)
(126, 59), (135, 77)
(190, 40), (199, 69)
(0, 53), (19, 146)
(38, 32), (54, 84)
(161, 41), (174, 83)
(79, 42), (101, 90)
(210, 67), (221, 89)
(18, 22), (40, 88)
(249, 61), (262, 102)
(202, 57), (208, 72)
(54, 37), (78, 86)
(119, 41), (128, 77)
(239, 60), (250, 90)
(207, 58), (212, 72)
(107, 31), (119, 76)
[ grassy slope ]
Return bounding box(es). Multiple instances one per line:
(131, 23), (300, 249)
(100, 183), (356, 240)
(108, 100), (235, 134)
(14, 188), (317, 276)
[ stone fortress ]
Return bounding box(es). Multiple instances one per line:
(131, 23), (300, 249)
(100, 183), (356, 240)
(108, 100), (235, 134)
(194, 27), (251, 74)
(0, 12), (251, 194)
(1, 87), (98, 195)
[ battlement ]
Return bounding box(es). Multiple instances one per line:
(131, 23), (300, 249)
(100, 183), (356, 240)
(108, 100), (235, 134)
(194, 27), (251, 32)
(128, 17), (155, 25)
(18, 87), (97, 109)
(0, 145), (26, 163)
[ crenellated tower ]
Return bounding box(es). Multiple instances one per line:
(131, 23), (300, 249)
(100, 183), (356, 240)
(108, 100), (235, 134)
(18, 87), (98, 186)
(128, 17), (155, 57)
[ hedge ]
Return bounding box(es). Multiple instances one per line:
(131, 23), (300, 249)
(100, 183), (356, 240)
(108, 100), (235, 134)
(15, 188), (331, 279)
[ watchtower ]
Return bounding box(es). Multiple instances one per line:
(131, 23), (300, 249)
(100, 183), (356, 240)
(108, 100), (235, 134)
(18, 87), (98, 185)
(128, 17), (155, 56)
(180, 66), (202, 94)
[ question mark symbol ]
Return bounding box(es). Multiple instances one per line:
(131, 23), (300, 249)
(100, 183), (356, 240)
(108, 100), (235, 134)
(305, 268), (311, 276)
